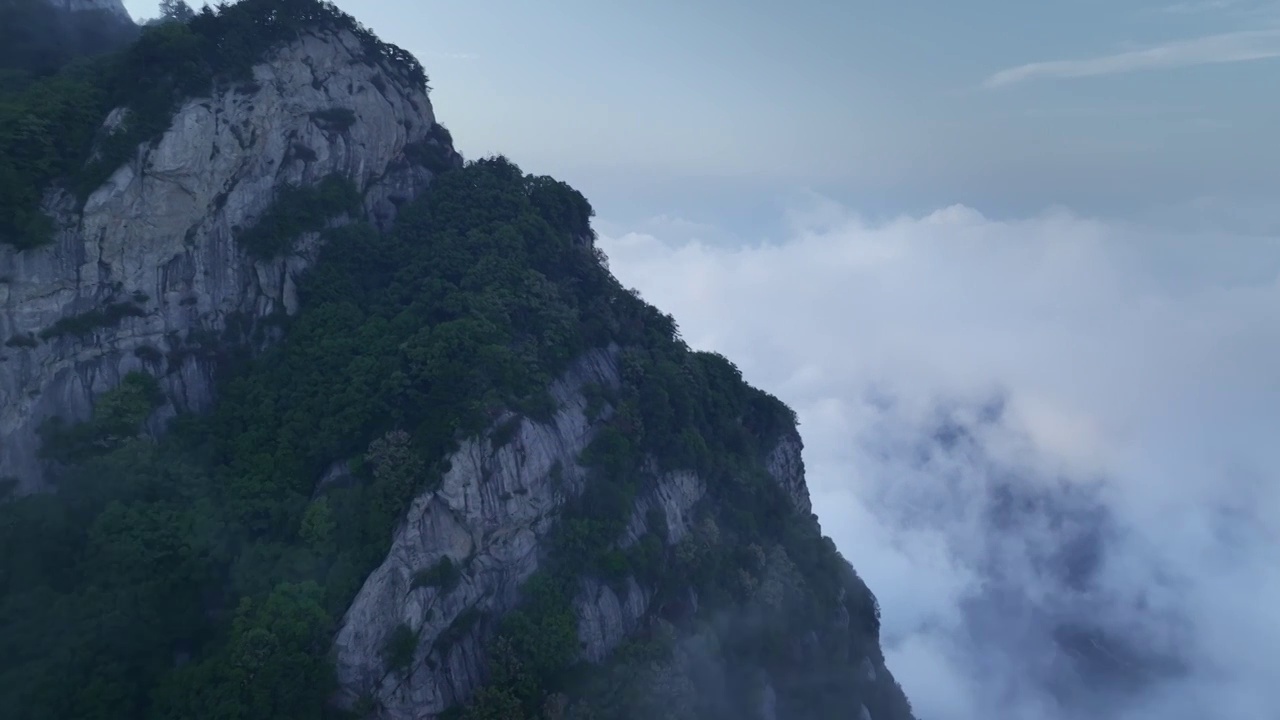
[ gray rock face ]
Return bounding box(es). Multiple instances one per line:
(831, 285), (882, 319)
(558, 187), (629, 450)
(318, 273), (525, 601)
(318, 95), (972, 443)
(0, 28), (455, 491)
(333, 348), (621, 716)
(43, 0), (130, 19)
(765, 433), (813, 516)
(574, 467), (705, 664)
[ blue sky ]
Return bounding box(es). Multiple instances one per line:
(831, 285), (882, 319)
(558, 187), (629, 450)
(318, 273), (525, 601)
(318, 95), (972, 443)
(119, 3), (1280, 719)
(123, 0), (1280, 232)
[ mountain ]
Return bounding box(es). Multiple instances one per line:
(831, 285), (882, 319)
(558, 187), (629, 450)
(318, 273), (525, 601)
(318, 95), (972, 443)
(0, 2), (917, 719)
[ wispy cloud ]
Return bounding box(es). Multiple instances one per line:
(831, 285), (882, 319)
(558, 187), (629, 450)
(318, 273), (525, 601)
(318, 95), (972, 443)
(1018, 103), (1201, 118)
(1160, 0), (1245, 13)
(1156, 0), (1280, 16)
(984, 29), (1280, 88)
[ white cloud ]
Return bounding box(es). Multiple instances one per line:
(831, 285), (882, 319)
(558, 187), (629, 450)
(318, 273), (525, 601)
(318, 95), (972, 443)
(983, 29), (1280, 87)
(1160, 0), (1244, 13)
(1156, 0), (1280, 18)
(598, 200), (1280, 720)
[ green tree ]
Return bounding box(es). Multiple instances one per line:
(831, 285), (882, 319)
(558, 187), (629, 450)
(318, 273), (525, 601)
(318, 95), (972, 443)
(152, 582), (334, 720)
(364, 430), (426, 538)
(299, 497), (336, 552)
(158, 0), (196, 23)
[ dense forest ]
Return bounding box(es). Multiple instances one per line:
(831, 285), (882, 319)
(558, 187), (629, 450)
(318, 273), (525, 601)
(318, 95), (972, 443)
(0, 2), (909, 719)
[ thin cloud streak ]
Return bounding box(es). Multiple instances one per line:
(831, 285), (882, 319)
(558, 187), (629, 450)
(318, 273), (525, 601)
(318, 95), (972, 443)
(983, 29), (1280, 87)
(1156, 0), (1280, 18)
(1159, 0), (1243, 13)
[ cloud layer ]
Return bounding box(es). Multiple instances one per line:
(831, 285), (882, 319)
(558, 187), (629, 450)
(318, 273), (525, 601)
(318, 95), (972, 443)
(597, 199), (1280, 720)
(984, 29), (1280, 87)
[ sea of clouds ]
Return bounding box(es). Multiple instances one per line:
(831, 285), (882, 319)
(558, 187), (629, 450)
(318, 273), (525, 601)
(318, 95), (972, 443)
(597, 198), (1280, 720)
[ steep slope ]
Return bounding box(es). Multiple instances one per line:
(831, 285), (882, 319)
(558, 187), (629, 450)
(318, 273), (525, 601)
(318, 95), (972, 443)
(0, 7), (458, 492)
(0, 4), (916, 720)
(330, 347), (903, 720)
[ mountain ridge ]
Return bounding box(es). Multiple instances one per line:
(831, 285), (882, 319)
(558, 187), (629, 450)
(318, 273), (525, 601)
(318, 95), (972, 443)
(0, 3), (916, 719)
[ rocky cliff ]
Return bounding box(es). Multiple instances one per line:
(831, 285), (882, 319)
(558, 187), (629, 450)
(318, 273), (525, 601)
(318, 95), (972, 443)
(0, 26), (457, 492)
(334, 348), (625, 716)
(0, 7), (915, 720)
(333, 346), (909, 720)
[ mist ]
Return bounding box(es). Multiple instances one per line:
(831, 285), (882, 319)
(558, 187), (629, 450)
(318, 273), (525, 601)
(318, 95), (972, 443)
(0, 0), (138, 82)
(597, 199), (1280, 720)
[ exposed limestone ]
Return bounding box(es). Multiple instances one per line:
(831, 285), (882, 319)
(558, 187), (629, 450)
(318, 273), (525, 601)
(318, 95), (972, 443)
(0, 28), (457, 491)
(331, 344), (894, 719)
(765, 432), (813, 515)
(619, 467), (705, 548)
(334, 348), (620, 716)
(575, 468), (706, 664)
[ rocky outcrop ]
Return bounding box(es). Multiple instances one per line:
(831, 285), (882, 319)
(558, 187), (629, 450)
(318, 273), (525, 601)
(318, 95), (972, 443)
(573, 466), (705, 664)
(563, 544), (904, 720)
(333, 347), (622, 716)
(332, 345), (880, 719)
(0, 27), (457, 491)
(765, 433), (812, 517)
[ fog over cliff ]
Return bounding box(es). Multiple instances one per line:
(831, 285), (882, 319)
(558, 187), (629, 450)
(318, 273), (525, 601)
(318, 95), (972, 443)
(598, 203), (1280, 720)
